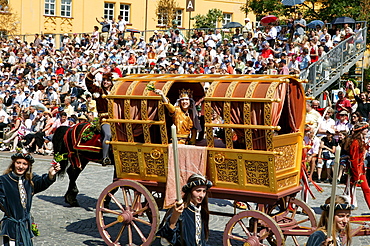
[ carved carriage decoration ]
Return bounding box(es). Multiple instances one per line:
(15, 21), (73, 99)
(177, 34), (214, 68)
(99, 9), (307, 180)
(96, 74), (314, 246)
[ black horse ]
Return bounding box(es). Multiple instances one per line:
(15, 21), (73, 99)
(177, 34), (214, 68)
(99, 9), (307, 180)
(53, 123), (115, 207)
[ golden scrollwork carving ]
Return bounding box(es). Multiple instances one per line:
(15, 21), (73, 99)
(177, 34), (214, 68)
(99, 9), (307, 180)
(245, 160), (270, 186)
(245, 82), (258, 98)
(266, 82), (279, 99)
(277, 174), (297, 189)
(123, 81), (138, 142)
(204, 101), (214, 148)
(124, 99), (133, 142)
(226, 81), (238, 98)
(119, 151), (140, 174)
(141, 99), (151, 143)
(108, 99), (116, 141)
(223, 100), (233, 149)
(161, 81), (173, 96)
(158, 101), (167, 144)
(244, 102), (252, 150)
(150, 149), (162, 159)
(144, 153), (166, 177)
(206, 81), (217, 97)
(215, 158), (239, 184)
(274, 144), (297, 171)
(214, 153), (225, 164)
(244, 83), (257, 150)
(264, 102), (273, 151)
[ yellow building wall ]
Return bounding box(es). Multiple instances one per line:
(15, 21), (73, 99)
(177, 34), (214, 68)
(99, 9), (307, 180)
(9, 0), (254, 37)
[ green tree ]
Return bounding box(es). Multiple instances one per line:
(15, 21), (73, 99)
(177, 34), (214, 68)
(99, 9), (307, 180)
(241, 0), (368, 22)
(318, 0), (363, 22)
(193, 9), (223, 29)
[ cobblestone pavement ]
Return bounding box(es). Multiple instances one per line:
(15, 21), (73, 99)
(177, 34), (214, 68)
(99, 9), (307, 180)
(1, 152), (370, 245)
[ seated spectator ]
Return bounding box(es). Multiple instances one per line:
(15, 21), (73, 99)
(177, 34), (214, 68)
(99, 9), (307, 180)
(304, 127), (321, 181)
(316, 107), (335, 137)
(49, 111), (69, 135)
(334, 111), (350, 140)
(306, 102), (321, 129)
(317, 128), (337, 183)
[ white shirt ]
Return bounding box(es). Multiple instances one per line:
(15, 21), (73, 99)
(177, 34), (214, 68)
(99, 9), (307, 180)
(304, 135), (321, 155)
(317, 117), (335, 137)
(0, 109), (9, 124)
(118, 20), (127, 32)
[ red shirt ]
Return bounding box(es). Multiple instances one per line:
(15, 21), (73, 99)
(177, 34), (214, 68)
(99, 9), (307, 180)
(335, 97), (351, 119)
(261, 48), (274, 59)
(56, 67), (65, 75)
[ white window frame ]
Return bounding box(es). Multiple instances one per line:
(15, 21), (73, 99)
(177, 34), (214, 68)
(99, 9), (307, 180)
(44, 0), (56, 16)
(174, 9), (183, 27)
(223, 13), (232, 26)
(104, 2), (115, 21)
(61, 0), (72, 17)
(119, 4), (130, 23)
(157, 12), (168, 27)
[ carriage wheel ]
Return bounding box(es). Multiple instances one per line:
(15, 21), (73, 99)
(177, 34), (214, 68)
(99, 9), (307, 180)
(96, 180), (159, 246)
(223, 210), (284, 246)
(268, 197), (317, 246)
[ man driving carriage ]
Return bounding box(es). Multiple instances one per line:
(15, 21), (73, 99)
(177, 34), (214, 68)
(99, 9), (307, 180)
(85, 67), (113, 166)
(154, 88), (201, 145)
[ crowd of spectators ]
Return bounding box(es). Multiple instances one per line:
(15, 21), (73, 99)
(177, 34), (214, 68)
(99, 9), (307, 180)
(0, 13), (364, 155)
(304, 80), (370, 184)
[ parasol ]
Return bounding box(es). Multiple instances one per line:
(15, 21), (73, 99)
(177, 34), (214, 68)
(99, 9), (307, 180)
(223, 22), (243, 28)
(331, 17), (355, 25)
(260, 15), (278, 26)
(281, 0), (305, 6)
(126, 28), (141, 33)
(307, 20), (324, 29)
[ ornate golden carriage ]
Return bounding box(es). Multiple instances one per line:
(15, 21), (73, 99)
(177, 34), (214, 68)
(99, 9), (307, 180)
(96, 74), (315, 246)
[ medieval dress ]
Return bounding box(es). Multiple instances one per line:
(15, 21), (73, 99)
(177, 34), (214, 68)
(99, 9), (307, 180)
(350, 139), (370, 208)
(163, 101), (201, 144)
(157, 203), (208, 246)
(0, 172), (55, 246)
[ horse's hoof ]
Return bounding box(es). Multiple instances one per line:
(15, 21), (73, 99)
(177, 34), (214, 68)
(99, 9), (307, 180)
(65, 196), (80, 207)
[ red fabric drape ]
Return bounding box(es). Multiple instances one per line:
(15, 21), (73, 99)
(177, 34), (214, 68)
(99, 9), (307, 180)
(271, 83), (287, 127)
(286, 81), (305, 133)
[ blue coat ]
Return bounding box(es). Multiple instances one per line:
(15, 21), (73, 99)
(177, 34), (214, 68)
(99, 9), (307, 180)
(306, 230), (326, 246)
(157, 204), (208, 246)
(0, 172), (55, 246)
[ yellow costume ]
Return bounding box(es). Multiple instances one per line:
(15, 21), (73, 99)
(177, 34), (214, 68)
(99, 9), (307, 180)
(164, 102), (196, 144)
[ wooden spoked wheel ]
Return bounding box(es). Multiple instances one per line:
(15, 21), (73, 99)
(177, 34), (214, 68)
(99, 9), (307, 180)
(223, 210), (284, 246)
(96, 180), (159, 246)
(268, 197), (317, 246)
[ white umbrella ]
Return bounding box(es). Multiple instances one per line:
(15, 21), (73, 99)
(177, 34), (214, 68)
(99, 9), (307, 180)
(281, 0), (305, 6)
